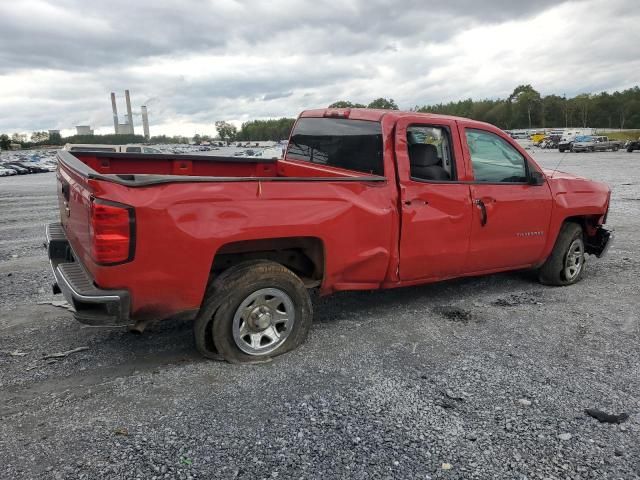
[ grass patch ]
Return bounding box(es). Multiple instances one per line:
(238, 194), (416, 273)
(595, 130), (640, 141)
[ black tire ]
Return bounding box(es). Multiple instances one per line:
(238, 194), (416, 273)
(538, 222), (585, 286)
(628, 148), (634, 153)
(559, 148), (565, 153)
(193, 261), (257, 360)
(203, 260), (312, 363)
(613, 146), (619, 152)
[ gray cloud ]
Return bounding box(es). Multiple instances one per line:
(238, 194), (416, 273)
(0, 0), (637, 134)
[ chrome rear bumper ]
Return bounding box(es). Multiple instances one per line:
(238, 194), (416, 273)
(46, 223), (132, 326)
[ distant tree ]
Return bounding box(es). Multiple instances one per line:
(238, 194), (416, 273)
(541, 95), (566, 128)
(63, 133), (145, 145)
(561, 95), (573, 127)
(236, 118), (295, 141)
(413, 85), (640, 129)
(367, 98), (399, 110)
(215, 121), (237, 142)
(30, 131), (49, 143)
(328, 100), (366, 108)
(509, 85), (541, 129)
(11, 132), (27, 143)
(572, 94), (591, 128)
(192, 133), (202, 144)
(48, 131), (62, 145)
(0, 134), (10, 150)
(149, 134), (189, 144)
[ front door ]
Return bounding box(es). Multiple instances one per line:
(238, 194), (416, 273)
(396, 117), (474, 281)
(461, 126), (553, 272)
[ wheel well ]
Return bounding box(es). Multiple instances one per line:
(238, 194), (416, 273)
(212, 237), (324, 286)
(563, 215), (601, 236)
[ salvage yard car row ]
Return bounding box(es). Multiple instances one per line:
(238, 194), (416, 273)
(0, 150), (58, 176)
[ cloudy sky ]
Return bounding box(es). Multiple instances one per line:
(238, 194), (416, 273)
(1, 0), (638, 137)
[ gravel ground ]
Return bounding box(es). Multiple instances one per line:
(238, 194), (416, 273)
(0, 150), (639, 479)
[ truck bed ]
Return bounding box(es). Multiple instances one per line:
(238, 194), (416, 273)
(54, 149), (393, 322)
(62, 151), (383, 186)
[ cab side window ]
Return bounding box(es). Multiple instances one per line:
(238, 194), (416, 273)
(407, 126), (455, 181)
(465, 129), (527, 183)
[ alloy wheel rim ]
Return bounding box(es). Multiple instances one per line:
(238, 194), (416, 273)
(564, 238), (584, 280)
(232, 288), (295, 356)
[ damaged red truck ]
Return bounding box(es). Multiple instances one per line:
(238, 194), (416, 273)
(46, 109), (612, 363)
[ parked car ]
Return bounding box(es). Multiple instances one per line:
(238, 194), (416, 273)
(5, 162), (48, 174)
(0, 166), (18, 176)
(536, 135), (560, 149)
(3, 163), (29, 174)
(558, 135), (580, 152)
(626, 139), (640, 152)
(572, 136), (623, 152)
(591, 136), (623, 152)
(46, 109), (612, 363)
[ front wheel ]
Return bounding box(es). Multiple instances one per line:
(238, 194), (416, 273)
(200, 261), (312, 363)
(538, 223), (585, 286)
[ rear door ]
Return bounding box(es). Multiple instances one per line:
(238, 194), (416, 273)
(395, 116), (473, 280)
(460, 125), (553, 272)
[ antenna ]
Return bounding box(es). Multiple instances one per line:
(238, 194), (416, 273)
(550, 150), (569, 179)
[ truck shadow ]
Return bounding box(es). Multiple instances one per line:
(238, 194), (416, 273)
(312, 270), (538, 324)
(2, 269), (539, 405)
(99, 269), (538, 364)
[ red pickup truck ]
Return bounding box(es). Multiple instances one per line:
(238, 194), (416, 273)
(46, 108), (612, 363)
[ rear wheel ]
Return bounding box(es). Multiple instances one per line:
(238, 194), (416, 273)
(197, 260), (312, 363)
(538, 222), (585, 286)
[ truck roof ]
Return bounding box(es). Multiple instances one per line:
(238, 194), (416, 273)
(299, 108), (495, 130)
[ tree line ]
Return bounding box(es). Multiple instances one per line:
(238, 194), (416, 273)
(415, 85), (640, 130)
(226, 87), (640, 141)
(3, 86), (638, 149)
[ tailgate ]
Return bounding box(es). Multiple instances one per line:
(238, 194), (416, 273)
(57, 154), (94, 265)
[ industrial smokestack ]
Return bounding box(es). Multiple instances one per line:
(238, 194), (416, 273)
(125, 90), (134, 134)
(110, 92), (119, 134)
(141, 106), (150, 140)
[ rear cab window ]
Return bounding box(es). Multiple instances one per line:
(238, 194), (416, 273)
(286, 118), (384, 176)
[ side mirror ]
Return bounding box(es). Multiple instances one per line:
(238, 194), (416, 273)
(528, 170), (545, 186)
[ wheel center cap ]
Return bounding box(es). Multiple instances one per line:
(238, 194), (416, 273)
(249, 306), (272, 330)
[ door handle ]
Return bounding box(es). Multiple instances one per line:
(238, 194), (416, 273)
(404, 199), (429, 206)
(474, 199), (487, 226)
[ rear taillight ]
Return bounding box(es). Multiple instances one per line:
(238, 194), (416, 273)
(89, 199), (135, 265)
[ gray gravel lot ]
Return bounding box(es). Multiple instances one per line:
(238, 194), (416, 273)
(1, 151), (639, 479)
